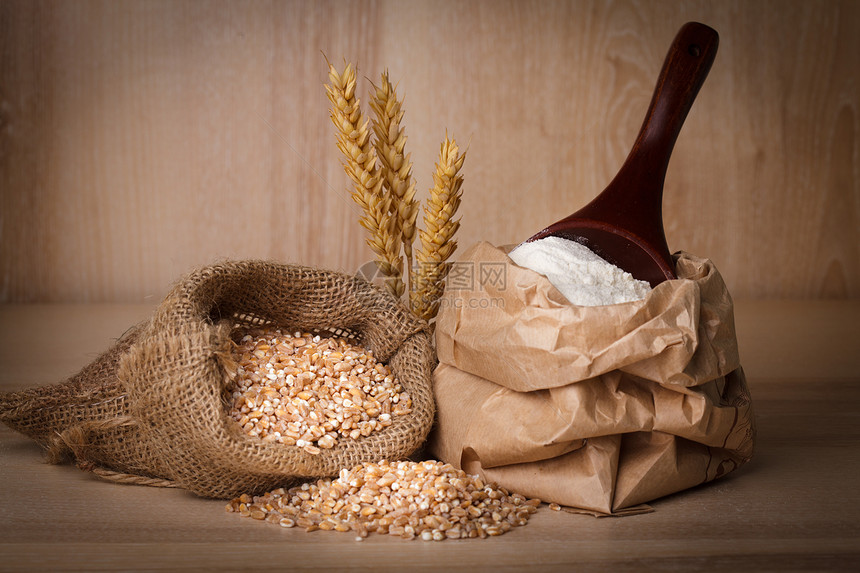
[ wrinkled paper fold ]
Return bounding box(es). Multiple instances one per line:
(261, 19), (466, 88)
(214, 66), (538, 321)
(429, 242), (755, 515)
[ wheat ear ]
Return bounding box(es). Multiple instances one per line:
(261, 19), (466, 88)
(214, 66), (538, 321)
(325, 61), (404, 297)
(370, 71), (419, 295)
(410, 136), (466, 321)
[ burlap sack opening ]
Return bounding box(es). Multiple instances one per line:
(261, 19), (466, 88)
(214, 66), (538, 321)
(1, 261), (436, 498)
(430, 242), (755, 516)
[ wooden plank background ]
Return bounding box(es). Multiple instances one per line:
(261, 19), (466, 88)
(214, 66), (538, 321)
(1, 0), (858, 303)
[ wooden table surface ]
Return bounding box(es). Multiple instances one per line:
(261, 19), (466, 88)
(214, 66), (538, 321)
(1, 301), (858, 572)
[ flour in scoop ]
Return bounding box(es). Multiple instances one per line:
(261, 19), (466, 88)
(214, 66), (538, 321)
(509, 236), (652, 306)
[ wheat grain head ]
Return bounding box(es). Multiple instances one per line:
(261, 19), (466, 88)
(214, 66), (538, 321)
(325, 60), (404, 297)
(410, 137), (466, 320)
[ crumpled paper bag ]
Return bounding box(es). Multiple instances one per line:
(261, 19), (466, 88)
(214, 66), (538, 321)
(429, 241), (755, 515)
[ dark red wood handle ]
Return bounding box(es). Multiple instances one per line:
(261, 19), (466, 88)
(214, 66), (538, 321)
(613, 22), (719, 202)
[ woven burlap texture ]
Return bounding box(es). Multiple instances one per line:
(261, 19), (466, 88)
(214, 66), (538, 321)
(0, 261), (436, 498)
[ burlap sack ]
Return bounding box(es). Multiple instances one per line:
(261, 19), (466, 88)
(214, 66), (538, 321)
(429, 242), (755, 515)
(1, 261), (435, 498)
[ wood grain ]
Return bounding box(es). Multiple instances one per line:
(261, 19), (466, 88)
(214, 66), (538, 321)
(1, 0), (858, 302)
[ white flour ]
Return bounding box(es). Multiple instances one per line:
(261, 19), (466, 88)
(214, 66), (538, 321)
(509, 236), (651, 306)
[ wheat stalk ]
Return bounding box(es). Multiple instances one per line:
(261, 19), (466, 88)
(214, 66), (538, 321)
(410, 136), (466, 321)
(370, 71), (420, 295)
(325, 60), (404, 297)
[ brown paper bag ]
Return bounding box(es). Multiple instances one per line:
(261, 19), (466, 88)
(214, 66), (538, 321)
(429, 242), (755, 515)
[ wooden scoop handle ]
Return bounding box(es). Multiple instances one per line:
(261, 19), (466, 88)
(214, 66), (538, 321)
(629, 22), (718, 189)
(597, 22), (719, 216)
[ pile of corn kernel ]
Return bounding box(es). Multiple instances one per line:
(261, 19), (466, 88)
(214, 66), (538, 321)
(225, 328), (412, 454)
(226, 459), (541, 540)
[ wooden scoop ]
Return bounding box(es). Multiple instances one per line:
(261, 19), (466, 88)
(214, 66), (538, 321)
(527, 22), (719, 287)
